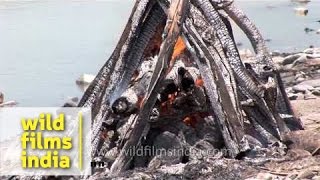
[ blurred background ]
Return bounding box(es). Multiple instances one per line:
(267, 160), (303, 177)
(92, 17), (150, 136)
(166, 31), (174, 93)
(0, 0), (319, 106)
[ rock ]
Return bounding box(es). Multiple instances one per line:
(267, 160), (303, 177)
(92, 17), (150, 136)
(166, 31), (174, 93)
(288, 93), (299, 100)
(272, 56), (285, 64)
(0, 92), (3, 104)
(304, 91), (317, 100)
(307, 54), (320, 59)
(298, 79), (320, 88)
(63, 101), (77, 107)
(0, 100), (18, 107)
(312, 90), (320, 96)
(288, 93), (305, 100)
(265, 38), (271, 42)
(292, 84), (314, 93)
(286, 87), (294, 94)
(294, 7), (308, 16)
(255, 172), (274, 180)
(295, 72), (307, 80)
(63, 96), (79, 107)
(150, 131), (184, 166)
(282, 53), (302, 65)
(316, 29), (320, 34)
(297, 169), (316, 179)
(304, 47), (320, 54)
(0, 92), (17, 107)
(76, 73), (95, 85)
(239, 49), (253, 59)
(286, 173), (298, 179)
(286, 149), (312, 160)
(189, 140), (215, 160)
(292, 54), (307, 66)
(271, 51), (281, 56)
(313, 176), (320, 180)
(295, 77), (306, 83)
(69, 96), (79, 103)
(305, 27), (315, 33)
(283, 130), (320, 154)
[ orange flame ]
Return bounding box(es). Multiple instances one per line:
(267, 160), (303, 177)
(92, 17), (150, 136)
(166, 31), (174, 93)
(172, 36), (186, 61)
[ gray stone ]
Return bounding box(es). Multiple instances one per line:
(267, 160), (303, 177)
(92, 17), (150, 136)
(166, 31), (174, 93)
(294, 7), (308, 16)
(297, 169), (316, 179)
(292, 84), (314, 93)
(0, 91), (3, 104)
(286, 87), (294, 93)
(63, 100), (77, 107)
(292, 54), (307, 67)
(288, 93), (304, 100)
(282, 53), (302, 65)
(312, 176), (320, 180)
(150, 131), (184, 166)
(288, 93), (298, 100)
(189, 140), (216, 160)
(296, 77), (306, 83)
(304, 91), (317, 100)
(299, 79), (320, 88)
(312, 90), (320, 96)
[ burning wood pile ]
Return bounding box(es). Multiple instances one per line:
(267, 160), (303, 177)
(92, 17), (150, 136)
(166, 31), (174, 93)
(75, 0), (319, 178)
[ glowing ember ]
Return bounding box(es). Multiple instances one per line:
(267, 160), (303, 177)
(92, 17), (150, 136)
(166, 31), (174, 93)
(183, 116), (197, 128)
(195, 76), (204, 87)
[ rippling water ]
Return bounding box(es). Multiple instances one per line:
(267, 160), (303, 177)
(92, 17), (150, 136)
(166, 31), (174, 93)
(0, 0), (319, 106)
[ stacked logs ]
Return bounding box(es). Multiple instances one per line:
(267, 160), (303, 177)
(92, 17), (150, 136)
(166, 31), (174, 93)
(76, 0), (306, 177)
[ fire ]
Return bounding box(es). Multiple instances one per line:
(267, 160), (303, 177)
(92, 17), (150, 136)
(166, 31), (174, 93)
(171, 36), (186, 61)
(195, 76), (204, 87)
(183, 116), (197, 128)
(160, 93), (177, 115)
(183, 112), (209, 128)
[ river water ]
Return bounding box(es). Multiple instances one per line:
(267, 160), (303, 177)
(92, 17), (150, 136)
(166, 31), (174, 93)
(0, 0), (319, 106)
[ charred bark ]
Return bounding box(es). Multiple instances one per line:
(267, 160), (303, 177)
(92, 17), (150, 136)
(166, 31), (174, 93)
(78, 0), (304, 176)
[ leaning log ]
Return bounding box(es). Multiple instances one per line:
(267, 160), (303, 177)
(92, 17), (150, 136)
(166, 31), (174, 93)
(109, 0), (189, 175)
